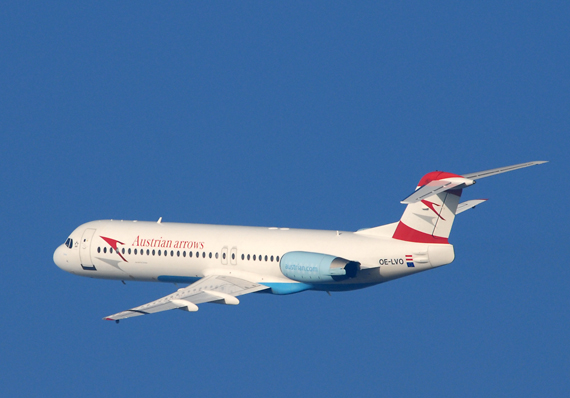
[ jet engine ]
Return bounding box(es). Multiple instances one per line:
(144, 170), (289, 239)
(280, 251), (361, 283)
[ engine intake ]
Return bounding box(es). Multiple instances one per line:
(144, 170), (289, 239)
(280, 251), (361, 283)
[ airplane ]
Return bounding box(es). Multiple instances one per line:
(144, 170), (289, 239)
(53, 161), (547, 322)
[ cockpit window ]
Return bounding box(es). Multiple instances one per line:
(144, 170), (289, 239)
(65, 238), (73, 249)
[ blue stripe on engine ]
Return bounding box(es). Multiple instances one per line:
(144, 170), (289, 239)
(260, 282), (378, 294)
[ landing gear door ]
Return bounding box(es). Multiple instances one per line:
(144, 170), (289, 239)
(80, 228), (96, 270)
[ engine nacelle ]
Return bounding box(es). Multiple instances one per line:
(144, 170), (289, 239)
(280, 251), (361, 283)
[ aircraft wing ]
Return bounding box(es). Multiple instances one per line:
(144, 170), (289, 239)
(104, 275), (269, 322)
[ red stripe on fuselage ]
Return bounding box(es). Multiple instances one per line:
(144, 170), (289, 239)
(392, 222), (449, 244)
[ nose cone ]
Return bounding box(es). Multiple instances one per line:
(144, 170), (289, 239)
(53, 244), (71, 273)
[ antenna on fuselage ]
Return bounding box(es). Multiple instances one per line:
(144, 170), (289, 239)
(157, 217), (162, 224)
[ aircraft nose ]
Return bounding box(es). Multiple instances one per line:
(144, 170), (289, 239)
(53, 244), (71, 273)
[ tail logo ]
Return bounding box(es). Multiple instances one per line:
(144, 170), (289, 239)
(421, 200), (445, 220)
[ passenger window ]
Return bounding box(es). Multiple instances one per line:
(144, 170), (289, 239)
(159, 250), (162, 256)
(97, 247), (101, 253)
(215, 252), (219, 259)
(265, 255), (268, 261)
(146, 249), (150, 255)
(223, 253), (226, 260)
(241, 254), (244, 260)
(152, 250), (155, 256)
(276, 256), (280, 262)
(183, 251), (186, 257)
(177, 251), (180, 257)
(189, 251), (192, 258)
(128, 248), (131, 255)
(134, 248), (138, 255)
(259, 255), (262, 261)
(110, 248), (113, 253)
(247, 254), (250, 260)
(104, 247), (107, 254)
(253, 255), (256, 261)
(122, 248), (125, 254)
(271, 255), (274, 262)
(209, 252), (212, 259)
(231, 253), (235, 260)
(171, 250), (174, 256)
(202, 252), (205, 258)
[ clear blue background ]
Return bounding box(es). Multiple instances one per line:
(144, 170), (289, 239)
(1, 2), (568, 397)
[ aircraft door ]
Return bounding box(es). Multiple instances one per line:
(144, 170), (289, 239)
(79, 228), (96, 270)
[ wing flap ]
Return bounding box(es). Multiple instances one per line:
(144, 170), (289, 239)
(104, 275), (269, 321)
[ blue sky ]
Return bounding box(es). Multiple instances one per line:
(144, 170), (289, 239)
(1, 1), (568, 397)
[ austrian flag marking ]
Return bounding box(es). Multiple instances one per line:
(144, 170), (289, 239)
(405, 254), (414, 268)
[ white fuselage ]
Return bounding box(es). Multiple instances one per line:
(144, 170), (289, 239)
(53, 219), (455, 294)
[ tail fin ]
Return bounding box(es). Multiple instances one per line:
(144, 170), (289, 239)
(393, 171), (466, 244)
(390, 162), (547, 244)
(391, 161), (548, 244)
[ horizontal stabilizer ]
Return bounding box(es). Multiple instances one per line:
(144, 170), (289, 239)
(456, 199), (487, 214)
(462, 161), (547, 180)
(401, 177), (474, 204)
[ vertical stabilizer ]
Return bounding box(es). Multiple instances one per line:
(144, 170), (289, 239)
(393, 171), (463, 244)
